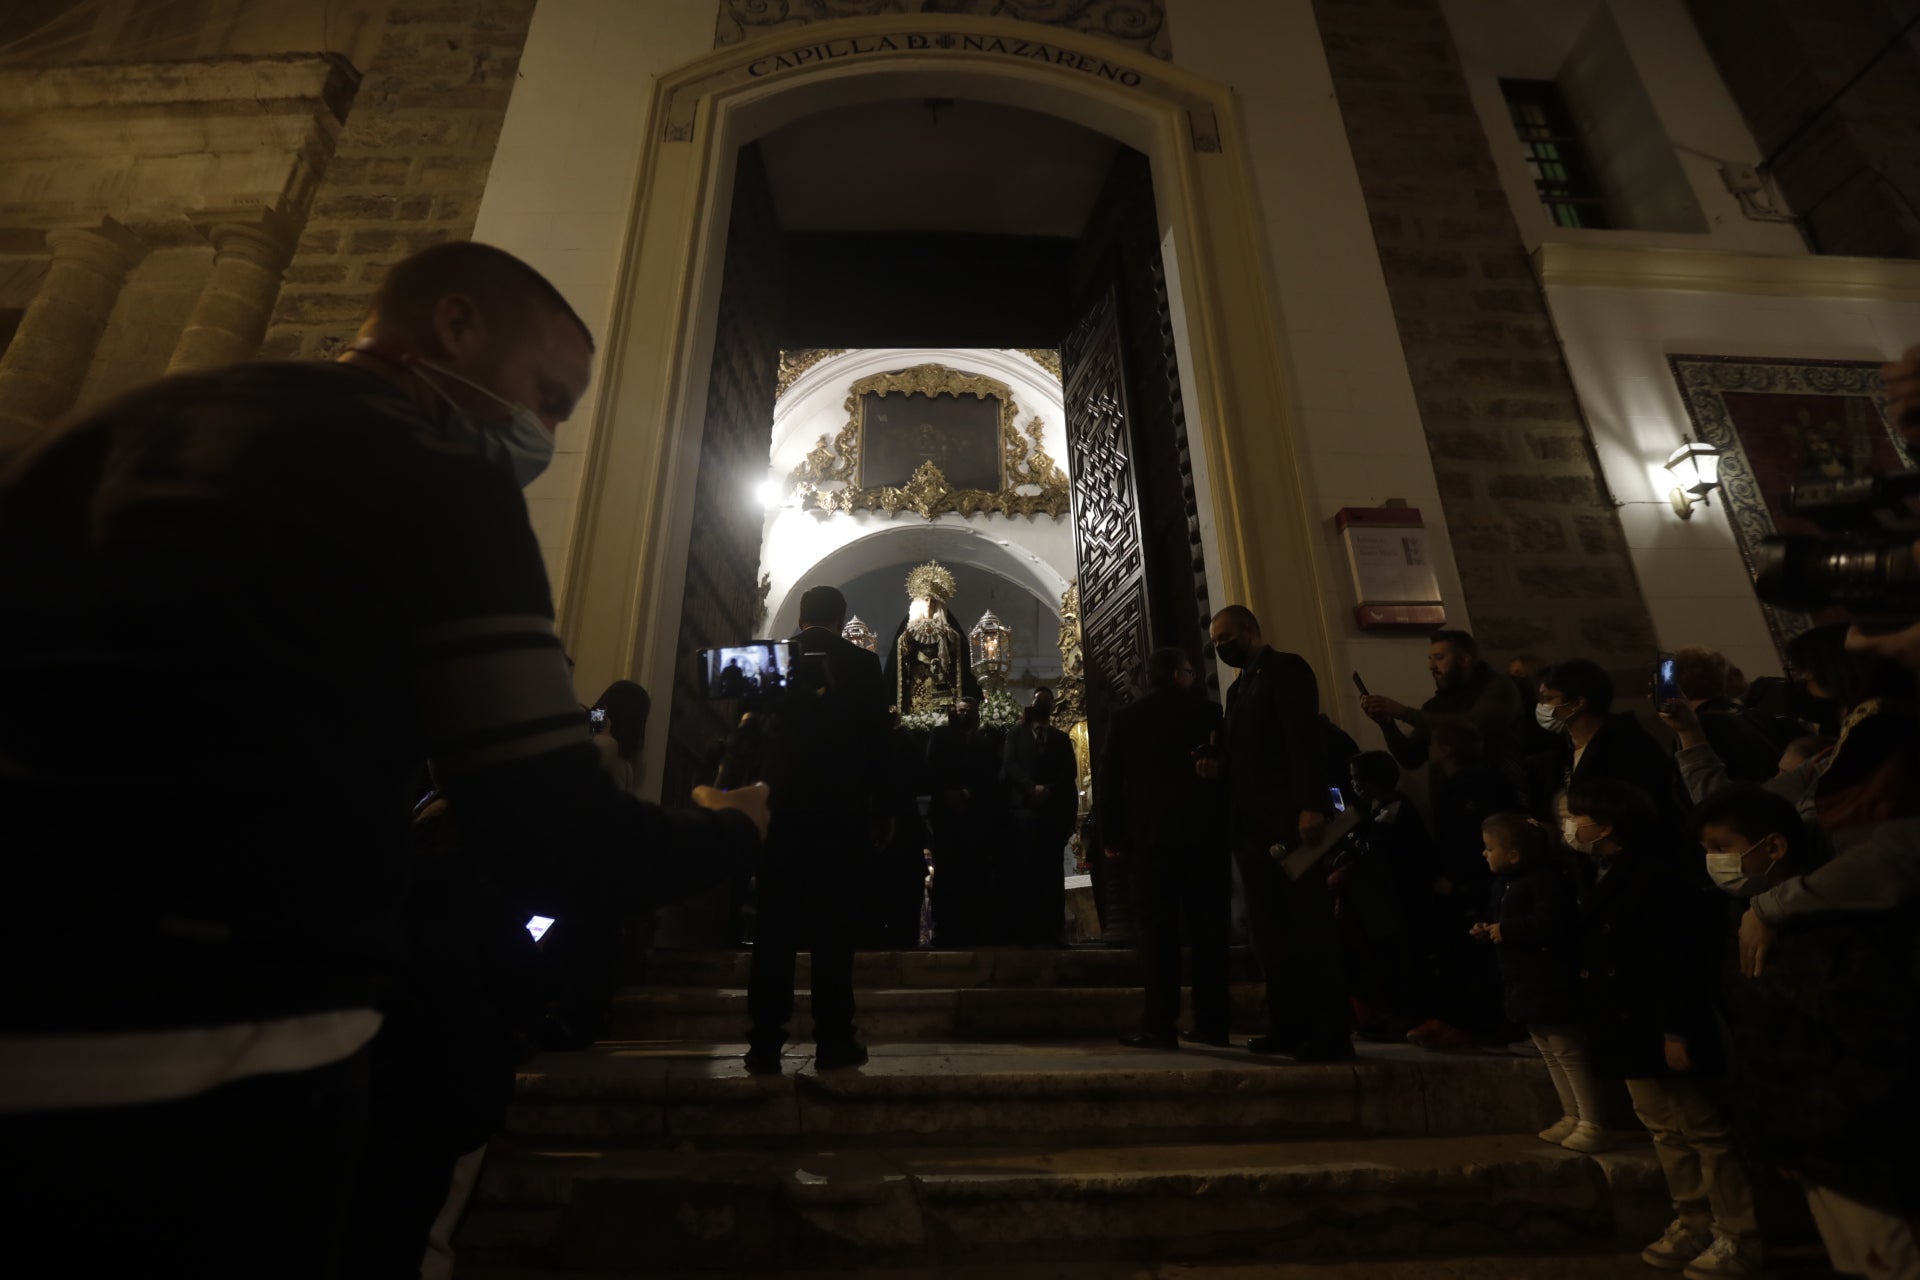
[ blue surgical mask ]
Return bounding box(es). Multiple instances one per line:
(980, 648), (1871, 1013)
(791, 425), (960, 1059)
(412, 358), (554, 489)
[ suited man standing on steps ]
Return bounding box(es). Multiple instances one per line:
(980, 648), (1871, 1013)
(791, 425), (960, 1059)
(1001, 686), (1079, 945)
(1099, 646), (1231, 1050)
(1209, 605), (1354, 1061)
(745, 585), (890, 1075)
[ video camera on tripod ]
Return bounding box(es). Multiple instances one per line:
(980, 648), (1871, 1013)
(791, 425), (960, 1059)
(1753, 470), (1920, 630)
(696, 640), (834, 787)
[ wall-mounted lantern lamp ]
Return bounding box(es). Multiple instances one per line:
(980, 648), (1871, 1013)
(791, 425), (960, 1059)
(1665, 435), (1723, 519)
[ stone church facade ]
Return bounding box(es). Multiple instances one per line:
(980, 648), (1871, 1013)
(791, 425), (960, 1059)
(4, 0), (1918, 766)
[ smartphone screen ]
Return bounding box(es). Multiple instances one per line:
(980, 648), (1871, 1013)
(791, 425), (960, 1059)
(526, 915), (555, 942)
(1655, 654), (1680, 703)
(1328, 785), (1347, 814)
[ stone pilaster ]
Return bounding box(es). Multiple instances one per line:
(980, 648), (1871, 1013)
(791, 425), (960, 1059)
(166, 221), (294, 374)
(0, 220), (146, 453)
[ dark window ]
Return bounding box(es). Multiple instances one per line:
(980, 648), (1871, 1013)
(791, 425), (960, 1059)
(1500, 79), (1611, 230)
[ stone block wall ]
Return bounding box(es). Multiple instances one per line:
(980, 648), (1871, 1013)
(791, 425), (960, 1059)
(1685, 0), (1920, 259)
(1309, 0), (1658, 671)
(262, 0), (539, 359)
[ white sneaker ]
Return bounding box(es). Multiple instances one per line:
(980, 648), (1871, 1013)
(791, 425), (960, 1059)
(1641, 1219), (1712, 1270)
(1559, 1120), (1613, 1153)
(1682, 1234), (1760, 1279)
(1537, 1115), (1579, 1144)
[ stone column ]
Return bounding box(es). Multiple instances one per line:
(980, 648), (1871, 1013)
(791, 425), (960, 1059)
(0, 222), (146, 453)
(166, 222), (294, 374)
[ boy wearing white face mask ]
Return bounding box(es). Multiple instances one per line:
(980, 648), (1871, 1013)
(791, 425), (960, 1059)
(1568, 781), (1761, 1280)
(1693, 787), (1920, 1280)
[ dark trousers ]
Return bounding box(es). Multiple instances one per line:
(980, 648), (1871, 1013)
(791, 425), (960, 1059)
(1005, 809), (1069, 944)
(748, 815), (860, 1052)
(1233, 839), (1351, 1045)
(1, 1047), (369, 1279)
(1128, 843), (1231, 1038)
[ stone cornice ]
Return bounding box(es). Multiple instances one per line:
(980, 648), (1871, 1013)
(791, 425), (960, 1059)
(0, 53), (359, 120)
(1533, 241), (1920, 303)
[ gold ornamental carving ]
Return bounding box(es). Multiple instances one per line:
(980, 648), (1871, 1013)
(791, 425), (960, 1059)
(787, 363), (1070, 520)
(1013, 348), (1063, 381)
(776, 348), (846, 398)
(1055, 579), (1088, 726)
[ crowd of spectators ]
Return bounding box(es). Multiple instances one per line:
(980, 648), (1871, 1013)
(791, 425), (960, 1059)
(1103, 596), (1919, 1280)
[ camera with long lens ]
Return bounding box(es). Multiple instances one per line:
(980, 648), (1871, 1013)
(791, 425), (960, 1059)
(696, 640), (833, 786)
(1752, 471), (1920, 630)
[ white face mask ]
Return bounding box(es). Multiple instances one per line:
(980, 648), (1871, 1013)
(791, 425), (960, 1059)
(1706, 839), (1773, 897)
(1561, 816), (1599, 855)
(413, 358), (554, 489)
(1536, 701), (1572, 733)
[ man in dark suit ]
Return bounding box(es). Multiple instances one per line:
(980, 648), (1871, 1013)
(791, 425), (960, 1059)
(1209, 605), (1352, 1060)
(1001, 686), (1079, 945)
(746, 585), (890, 1074)
(1099, 647), (1230, 1049)
(925, 698), (1003, 946)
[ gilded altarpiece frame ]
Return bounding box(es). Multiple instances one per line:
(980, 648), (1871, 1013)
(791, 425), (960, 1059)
(788, 363), (1071, 519)
(1668, 355), (1903, 658)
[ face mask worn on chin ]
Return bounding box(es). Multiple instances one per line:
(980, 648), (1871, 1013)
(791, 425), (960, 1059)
(1536, 701), (1572, 734)
(352, 340), (555, 488)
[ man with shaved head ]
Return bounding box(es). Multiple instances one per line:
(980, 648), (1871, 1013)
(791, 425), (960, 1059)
(0, 242), (766, 1277)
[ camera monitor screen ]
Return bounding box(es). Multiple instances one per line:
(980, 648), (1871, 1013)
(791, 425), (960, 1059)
(698, 640), (798, 700)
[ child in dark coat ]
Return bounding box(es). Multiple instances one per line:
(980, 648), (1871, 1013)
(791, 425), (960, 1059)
(1566, 780), (1759, 1280)
(1471, 812), (1597, 1149)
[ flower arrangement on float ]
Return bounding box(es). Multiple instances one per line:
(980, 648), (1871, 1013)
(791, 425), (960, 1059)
(898, 687), (1024, 733)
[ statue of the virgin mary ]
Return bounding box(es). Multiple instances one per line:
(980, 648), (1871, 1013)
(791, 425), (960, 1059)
(882, 560), (981, 715)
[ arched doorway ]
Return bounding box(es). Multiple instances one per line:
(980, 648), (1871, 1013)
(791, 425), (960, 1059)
(558, 15), (1335, 803)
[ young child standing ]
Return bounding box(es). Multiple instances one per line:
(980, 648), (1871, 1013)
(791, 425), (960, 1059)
(1565, 780), (1759, 1280)
(1472, 812), (1601, 1150)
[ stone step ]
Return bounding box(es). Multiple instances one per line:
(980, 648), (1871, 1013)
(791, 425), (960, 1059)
(640, 946), (1260, 990)
(607, 984), (1271, 1041)
(457, 1257), (1664, 1280)
(501, 1041), (1563, 1150)
(457, 1132), (1667, 1274)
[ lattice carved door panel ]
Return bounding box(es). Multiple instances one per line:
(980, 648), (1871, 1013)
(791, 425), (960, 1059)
(1062, 278), (1153, 736)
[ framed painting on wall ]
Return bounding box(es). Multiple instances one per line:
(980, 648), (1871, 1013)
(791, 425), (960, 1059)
(1667, 355), (1906, 658)
(859, 387), (1004, 492)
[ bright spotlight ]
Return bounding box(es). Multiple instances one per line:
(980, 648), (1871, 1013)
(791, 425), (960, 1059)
(755, 479), (783, 508)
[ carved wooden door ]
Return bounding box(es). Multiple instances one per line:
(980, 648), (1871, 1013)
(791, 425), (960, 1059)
(1062, 274), (1154, 743)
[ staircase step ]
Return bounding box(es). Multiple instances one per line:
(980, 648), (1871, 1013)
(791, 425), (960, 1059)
(501, 1041), (1562, 1149)
(608, 984), (1270, 1041)
(455, 1254), (1660, 1280)
(641, 946), (1259, 990)
(458, 1133), (1667, 1273)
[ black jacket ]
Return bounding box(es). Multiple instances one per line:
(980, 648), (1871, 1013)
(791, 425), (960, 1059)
(762, 626), (890, 822)
(1485, 858), (1581, 1025)
(1697, 699), (1782, 783)
(1555, 713), (1689, 828)
(926, 722), (1002, 825)
(1095, 687), (1226, 853)
(1223, 647), (1329, 848)
(1002, 717), (1078, 837)
(1723, 900), (1920, 1216)
(1576, 846), (1723, 1078)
